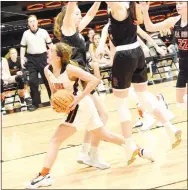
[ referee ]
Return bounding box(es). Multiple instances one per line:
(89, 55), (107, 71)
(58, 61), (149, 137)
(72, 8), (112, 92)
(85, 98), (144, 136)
(20, 15), (53, 111)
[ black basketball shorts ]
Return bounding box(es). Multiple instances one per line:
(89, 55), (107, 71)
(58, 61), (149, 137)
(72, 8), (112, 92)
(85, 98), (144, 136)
(176, 58), (188, 88)
(112, 46), (148, 89)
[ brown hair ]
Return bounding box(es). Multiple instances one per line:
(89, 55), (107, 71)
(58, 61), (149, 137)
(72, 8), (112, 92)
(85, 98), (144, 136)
(129, 2), (137, 23)
(5, 48), (17, 60)
(28, 14), (37, 21)
(55, 42), (78, 67)
(54, 6), (67, 40)
(135, 2), (144, 24)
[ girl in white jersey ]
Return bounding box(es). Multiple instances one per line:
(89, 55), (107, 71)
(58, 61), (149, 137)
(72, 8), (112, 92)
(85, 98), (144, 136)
(24, 42), (153, 189)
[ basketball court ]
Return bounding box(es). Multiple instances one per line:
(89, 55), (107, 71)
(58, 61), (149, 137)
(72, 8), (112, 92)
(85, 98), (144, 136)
(2, 80), (187, 189)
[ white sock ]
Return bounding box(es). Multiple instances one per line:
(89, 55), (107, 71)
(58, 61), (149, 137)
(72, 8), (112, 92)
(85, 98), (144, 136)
(81, 143), (90, 154)
(90, 146), (98, 156)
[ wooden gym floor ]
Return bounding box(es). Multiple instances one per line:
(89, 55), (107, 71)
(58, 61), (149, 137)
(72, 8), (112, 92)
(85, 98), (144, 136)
(2, 80), (187, 189)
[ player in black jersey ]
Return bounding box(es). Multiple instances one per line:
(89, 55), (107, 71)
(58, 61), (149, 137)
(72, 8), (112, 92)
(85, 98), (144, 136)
(97, 2), (182, 162)
(140, 2), (188, 110)
(54, 2), (111, 169)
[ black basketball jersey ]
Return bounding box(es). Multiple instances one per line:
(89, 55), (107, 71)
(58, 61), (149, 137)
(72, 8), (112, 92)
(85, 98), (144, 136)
(173, 18), (188, 59)
(8, 57), (22, 76)
(108, 12), (137, 47)
(61, 31), (87, 69)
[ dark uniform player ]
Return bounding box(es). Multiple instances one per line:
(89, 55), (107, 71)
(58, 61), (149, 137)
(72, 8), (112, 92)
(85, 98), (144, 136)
(174, 18), (188, 88)
(61, 32), (87, 70)
(97, 2), (182, 160)
(108, 9), (147, 89)
(140, 1), (187, 109)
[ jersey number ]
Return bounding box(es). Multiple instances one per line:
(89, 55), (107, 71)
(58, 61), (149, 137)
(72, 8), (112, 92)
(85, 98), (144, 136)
(54, 83), (64, 90)
(178, 39), (188, 50)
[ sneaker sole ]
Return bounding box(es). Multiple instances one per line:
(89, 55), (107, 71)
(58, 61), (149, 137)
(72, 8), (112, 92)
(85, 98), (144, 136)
(77, 160), (84, 164)
(134, 122), (143, 128)
(140, 125), (153, 131)
(77, 160), (92, 167)
(172, 130), (182, 149)
(94, 164), (110, 170)
(25, 180), (52, 189)
(79, 160), (110, 170)
(127, 149), (139, 166)
(40, 180), (52, 187)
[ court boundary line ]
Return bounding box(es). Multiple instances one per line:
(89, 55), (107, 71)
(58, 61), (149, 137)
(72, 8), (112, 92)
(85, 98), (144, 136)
(2, 119), (187, 163)
(2, 102), (180, 129)
(148, 179), (187, 189)
(1, 144), (81, 163)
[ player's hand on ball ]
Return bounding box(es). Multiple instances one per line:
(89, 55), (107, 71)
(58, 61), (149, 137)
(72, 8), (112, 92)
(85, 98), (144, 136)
(66, 96), (80, 113)
(51, 90), (74, 113)
(51, 100), (61, 113)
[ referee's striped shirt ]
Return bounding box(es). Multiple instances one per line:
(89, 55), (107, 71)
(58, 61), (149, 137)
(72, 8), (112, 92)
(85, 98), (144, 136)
(20, 28), (52, 54)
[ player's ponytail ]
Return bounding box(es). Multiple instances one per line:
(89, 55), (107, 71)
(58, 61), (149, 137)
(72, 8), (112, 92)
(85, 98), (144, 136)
(129, 2), (138, 24)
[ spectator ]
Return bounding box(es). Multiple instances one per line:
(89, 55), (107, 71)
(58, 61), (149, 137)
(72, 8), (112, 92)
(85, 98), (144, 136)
(0, 78), (6, 114)
(89, 33), (112, 92)
(20, 15), (53, 111)
(1, 57), (26, 113)
(86, 29), (95, 52)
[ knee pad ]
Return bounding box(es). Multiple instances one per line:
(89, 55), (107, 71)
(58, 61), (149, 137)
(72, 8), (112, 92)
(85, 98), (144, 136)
(115, 96), (132, 122)
(128, 87), (139, 104)
(177, 102), (187, 110)
(183, 94), (187, 103)
(136, 91), (159, 113)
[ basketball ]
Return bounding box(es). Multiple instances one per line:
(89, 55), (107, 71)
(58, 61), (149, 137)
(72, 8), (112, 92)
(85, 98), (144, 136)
(52, 89), (74, 113)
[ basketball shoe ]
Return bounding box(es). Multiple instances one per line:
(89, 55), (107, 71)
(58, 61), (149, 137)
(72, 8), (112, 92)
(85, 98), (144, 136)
(24, 173), (52, 189)
(77, 152), (110, 169)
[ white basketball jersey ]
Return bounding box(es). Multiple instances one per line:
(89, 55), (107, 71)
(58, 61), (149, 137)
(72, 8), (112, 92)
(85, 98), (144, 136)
(46, 66), (103, 131)
(46, 65), (75, 93)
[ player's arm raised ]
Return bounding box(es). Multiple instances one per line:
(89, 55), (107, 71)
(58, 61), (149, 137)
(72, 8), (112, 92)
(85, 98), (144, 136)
(140, 2), (180, 32)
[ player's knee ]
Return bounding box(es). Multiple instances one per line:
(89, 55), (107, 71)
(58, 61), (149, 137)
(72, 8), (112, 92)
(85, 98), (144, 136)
(115, 96), (132, 122)
(50, 137), (59, 145)
(91, 127), (107, 141)
(100, 112), (108, 126)
(50, 136), (62, 146)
